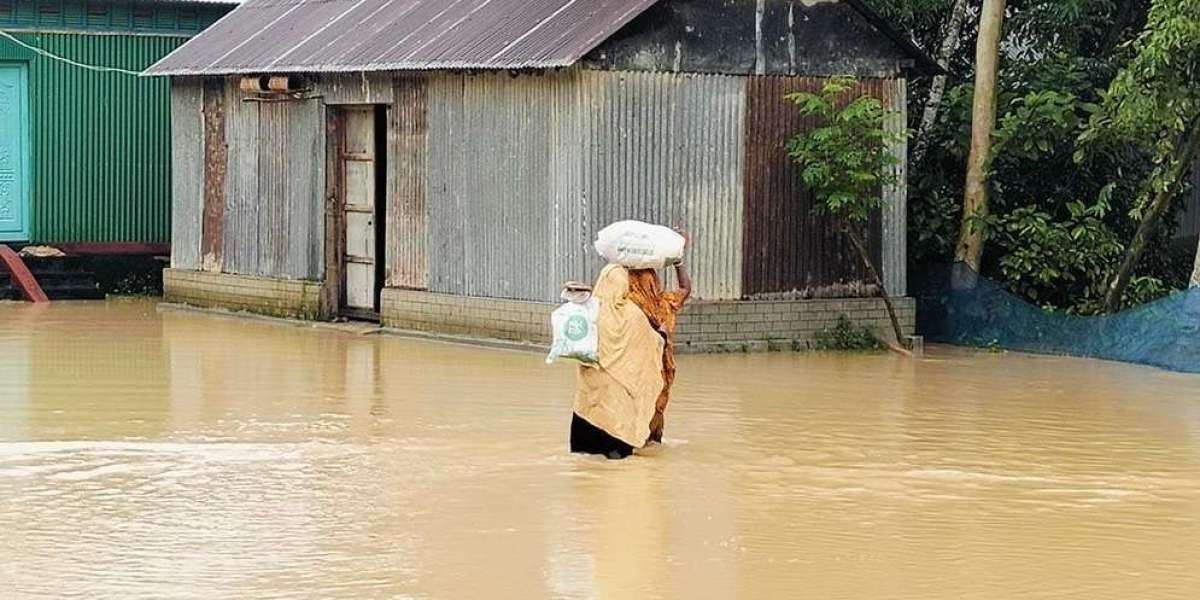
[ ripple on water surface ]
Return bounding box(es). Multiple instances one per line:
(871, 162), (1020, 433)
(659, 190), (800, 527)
(1, 300), (1200, 599)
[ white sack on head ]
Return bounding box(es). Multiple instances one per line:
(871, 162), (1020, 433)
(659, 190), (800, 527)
(594, 220), (685, 269)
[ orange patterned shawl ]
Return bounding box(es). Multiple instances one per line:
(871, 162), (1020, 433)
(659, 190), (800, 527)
(626, 269), (685, 442)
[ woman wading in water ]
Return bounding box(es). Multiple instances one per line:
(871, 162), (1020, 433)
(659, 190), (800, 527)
(570, 238), (692, 459)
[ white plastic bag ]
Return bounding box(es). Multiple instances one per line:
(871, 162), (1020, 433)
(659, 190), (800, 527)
(594, 220), (685, 269)
(546, 297), (600, 364)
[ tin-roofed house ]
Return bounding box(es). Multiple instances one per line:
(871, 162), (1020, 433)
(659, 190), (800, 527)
(147, 0), (935, 351)
(0, 0), (235, 298)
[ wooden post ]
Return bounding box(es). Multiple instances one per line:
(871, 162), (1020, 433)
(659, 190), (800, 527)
(320, 109), (345, 320)
(0, 245), (49, 303)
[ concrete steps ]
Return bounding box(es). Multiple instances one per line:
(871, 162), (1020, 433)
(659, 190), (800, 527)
(0, 255), (105, 301)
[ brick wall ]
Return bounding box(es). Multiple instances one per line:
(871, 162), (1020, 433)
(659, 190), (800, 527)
(381, 288), (915, 353)
(380, 288), (555, 344)
(163, 269), (323, 320)
(675, 297), (915, 353)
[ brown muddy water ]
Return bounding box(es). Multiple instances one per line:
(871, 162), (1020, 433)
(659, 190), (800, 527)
(2, 299), (1200, 599)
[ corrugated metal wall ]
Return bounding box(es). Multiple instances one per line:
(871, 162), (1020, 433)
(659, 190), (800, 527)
(422, 69), (745, 302)
(742, 75), (892, 297)
(219, 80), (325, 280)
(200, 77), (227, 271)
(315, 73), (395, 105)
(0, 32), (184, 242)
(425, 71), (584, 302)
(174, 77), (325, 279)
(172, 68), (908, 302)
(221, 78), (259, 275)
(578, 70), (746, 300)
(881, 78), (907, 295)
(386, 76), (429, 288)
(169, 78), (202, 269)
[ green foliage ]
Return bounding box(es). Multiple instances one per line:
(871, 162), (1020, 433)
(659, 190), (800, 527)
(786, 77), (911, 345)
(1079, 0), (1200, 224)
(977, 194), (1169, 313)
(813, 315), (884, 351)
(905, 16), (1189, 312)
(910, 53), (1135, 265)
(871, 1), (1196, 313)
(1082, 0), (1200, 153)
(1076, 0), (1200, 309)
(873, 0), (967, 56)
(1003, 0), (1150, 58)
(785, 77), (905, 224)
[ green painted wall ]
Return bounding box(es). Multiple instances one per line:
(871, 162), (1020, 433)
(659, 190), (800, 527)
(0, 0), (225, 36)
(0, 1), (231, 243)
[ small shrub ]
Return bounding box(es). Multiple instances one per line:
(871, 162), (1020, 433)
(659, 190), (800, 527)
(813, 315), (883, 351)
(86, 256), (165, 297)
(966, 337), (1005, 353)
(109, 271), (161, 296)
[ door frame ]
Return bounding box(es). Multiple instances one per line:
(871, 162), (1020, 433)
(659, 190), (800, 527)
(0, 62), (31, 243)
(322, 104), (387, 321)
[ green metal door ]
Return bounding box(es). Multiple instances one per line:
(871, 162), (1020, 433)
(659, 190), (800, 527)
(0, 63), (29, 242)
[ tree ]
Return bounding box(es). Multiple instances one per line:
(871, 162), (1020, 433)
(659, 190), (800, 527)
(1193, 240), (1200, 287)
(785, 77), (909, 349)
(913, 0), (971, 164)
(896, 0), (1185, 313)
(954, 0), (1007, 272)
(1083, 0), (1200, 312)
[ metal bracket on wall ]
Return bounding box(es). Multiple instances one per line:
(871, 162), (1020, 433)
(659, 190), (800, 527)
(242, 91), (321, 104)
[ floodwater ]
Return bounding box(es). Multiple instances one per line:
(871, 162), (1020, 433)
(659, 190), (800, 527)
(2, 300), (1200, 599)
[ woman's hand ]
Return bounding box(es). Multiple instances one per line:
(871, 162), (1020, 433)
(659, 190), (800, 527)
(673, 227), (691, 249)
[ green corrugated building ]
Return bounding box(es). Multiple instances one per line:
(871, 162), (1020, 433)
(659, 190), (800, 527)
(0, 0), (234, 247)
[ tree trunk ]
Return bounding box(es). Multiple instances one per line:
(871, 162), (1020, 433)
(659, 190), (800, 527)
(913, 0), (971, 164)
(1104, 120), (1200, 312)
(844, 224), (907, 349)
(954, 0), (1007, 272)
(1192, 236), (1200, 287)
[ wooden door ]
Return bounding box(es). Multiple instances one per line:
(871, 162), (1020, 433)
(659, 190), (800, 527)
(0, 64), (30, 242)
(341, 107), (377, 312)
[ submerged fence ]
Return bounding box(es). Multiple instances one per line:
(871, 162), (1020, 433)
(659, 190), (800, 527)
(916, 264), (1200, 374)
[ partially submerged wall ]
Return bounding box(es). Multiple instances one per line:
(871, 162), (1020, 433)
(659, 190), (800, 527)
(380, 289), (914, 352)
(163, 269), (322, 320)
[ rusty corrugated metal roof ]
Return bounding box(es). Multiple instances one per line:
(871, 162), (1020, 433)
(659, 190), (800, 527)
(144, 0), (661, 76)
